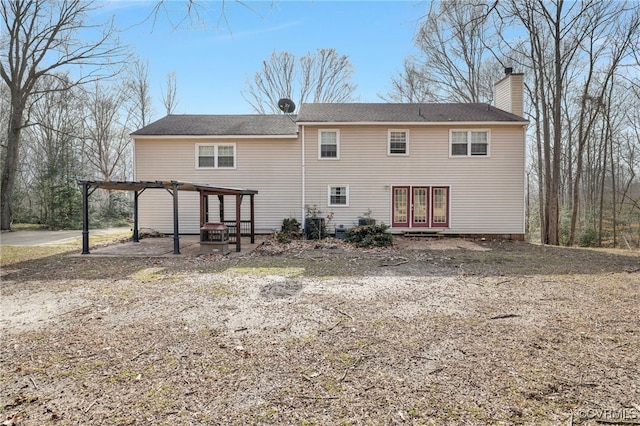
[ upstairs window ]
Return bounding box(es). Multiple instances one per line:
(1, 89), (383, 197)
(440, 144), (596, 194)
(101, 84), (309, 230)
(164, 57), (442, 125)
(388, 130), (409, 155)
(196, 144), (236, 169)
(319, 129), (339, 159)
(217, 145), (235, 168)
(450, 130), (489, 157)
(198, 145), (216, 167)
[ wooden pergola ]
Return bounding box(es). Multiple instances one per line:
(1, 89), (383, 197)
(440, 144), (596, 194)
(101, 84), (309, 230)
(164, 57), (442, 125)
(78, 180), (258, 255)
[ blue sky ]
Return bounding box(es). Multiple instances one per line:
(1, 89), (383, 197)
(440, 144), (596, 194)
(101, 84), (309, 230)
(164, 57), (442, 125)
(98, 1), (426, 117)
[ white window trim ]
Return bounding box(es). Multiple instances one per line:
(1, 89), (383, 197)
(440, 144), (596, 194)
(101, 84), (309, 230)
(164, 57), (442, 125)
(449, 129), (491, 158)
(327, 184), (349, 207)
(388, 129), (410, 156)
(195, 143), (237, 169)
(318, 129), (340, 160)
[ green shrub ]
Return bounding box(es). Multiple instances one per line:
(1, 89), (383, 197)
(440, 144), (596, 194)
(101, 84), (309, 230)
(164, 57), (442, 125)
(304, 217), (327, 240)
(579, 228), (598, 247)
(278, 217), (301, 243)
(344, 223), (393, 247)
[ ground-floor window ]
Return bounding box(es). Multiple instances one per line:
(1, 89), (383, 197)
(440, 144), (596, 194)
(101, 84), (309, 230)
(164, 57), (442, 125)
(328, 185), (349, 206)
(392, 185), (449, 228)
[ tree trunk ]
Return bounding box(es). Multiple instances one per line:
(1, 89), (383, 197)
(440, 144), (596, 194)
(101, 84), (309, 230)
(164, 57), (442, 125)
(597, 132), (608, 246)
(1, 104), (25, 230)
(548, 1), (564, 246)
(606, 101), (617, 248)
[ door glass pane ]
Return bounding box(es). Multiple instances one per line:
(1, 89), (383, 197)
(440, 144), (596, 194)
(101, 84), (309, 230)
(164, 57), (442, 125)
(433, 188), (448, 223)
(413, 188), (427, 223)
(394, 188), (408, 223)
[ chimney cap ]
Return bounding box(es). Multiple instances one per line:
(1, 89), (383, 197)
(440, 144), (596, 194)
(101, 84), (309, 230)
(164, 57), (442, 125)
(505, 67), (514, 75)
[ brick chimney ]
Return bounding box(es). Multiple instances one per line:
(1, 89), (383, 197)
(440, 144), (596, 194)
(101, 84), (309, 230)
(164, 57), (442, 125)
(494, 68), (524, 118)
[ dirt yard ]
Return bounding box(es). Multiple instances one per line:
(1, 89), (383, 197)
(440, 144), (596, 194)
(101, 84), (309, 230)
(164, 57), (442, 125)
(1, 236), (639, 425)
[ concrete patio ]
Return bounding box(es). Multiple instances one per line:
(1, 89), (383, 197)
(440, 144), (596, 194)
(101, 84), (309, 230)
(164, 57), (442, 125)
(82, 234), (265, 257)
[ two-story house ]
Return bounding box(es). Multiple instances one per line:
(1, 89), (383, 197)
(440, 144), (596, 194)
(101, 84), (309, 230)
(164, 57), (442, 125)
(132, 70), (528, 239)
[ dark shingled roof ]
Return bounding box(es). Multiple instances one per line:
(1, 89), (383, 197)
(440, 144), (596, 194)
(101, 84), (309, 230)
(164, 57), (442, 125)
(131, 104), (527, 137)
(131, 114), (298, 136)
(296, 103), (527, 123)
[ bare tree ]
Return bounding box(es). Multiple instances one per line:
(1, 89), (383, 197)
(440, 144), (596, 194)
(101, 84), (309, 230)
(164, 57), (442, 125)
(161, 71), (179, 115)
(243, 48), (357, 114)
(24, 74), (84, 228)
(499, 0), (640, 246)
(300, 48), (356, 104)
(81, 82), (131, 182)
(386, 59), (438, 103)
(0, 0), (125, 230)
(386, 0), (501, 103)
(566, 5), (640, 245)
(126, 58), (154, 129)
(501, 0), (599, 244)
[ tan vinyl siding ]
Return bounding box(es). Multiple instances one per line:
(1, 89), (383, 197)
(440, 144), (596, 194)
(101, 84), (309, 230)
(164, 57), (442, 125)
(494, 73), (524, 117)
(135, 137), (301, 234)
(303, 125), (525, 235)
(510, 74), (524, 117)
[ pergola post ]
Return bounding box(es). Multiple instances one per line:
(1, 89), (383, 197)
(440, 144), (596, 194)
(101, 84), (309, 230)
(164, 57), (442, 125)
(133, 190), (140, 243)
(81, 181), (90, 254)
(218, 195), (224, 222)
(172, 181), (180, 255)
(250, 194), (255, 244)
(199, 192), (207, 226)
(235, 195), (242, 252)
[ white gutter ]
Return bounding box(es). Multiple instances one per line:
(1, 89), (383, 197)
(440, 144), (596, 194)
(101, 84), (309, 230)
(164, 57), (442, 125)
(131, 134), (299, 140)
(295, 120), (529, 126)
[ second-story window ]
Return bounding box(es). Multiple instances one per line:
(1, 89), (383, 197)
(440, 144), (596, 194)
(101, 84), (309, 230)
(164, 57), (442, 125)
(319, 129), (339, 159)
(388, 130), (409, 155)
(450, 130), (489, 157)
(196, 143), (236, 169)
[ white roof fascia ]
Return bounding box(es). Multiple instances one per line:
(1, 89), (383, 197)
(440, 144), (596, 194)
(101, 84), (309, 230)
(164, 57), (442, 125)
(131, 134), (299, 140)
(295, 121), (528, 126)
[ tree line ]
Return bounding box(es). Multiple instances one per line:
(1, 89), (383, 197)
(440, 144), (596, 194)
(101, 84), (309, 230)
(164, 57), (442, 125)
(0, 1), (177, 230)
(387, 0), (640, 247)
(1, 0), (639, 248)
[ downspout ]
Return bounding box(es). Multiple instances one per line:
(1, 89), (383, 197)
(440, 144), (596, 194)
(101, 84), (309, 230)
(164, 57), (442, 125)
(301, 125), (306, 229)
(132, 136), (137, 181)
(131, 136), (138, 243)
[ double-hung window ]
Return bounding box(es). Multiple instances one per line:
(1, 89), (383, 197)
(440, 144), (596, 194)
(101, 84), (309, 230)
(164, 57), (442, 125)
(328, 185), (349, 207)
(319, 129), (339, 159)
(196, 143), (236, 169)
(388, 130), (409, 155)
(450, 130), (490, 157)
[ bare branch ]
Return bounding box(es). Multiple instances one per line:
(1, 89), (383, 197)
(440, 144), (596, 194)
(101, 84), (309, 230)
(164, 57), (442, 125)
(243, 48), (356, 114)
(161, 71), (179, 115)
